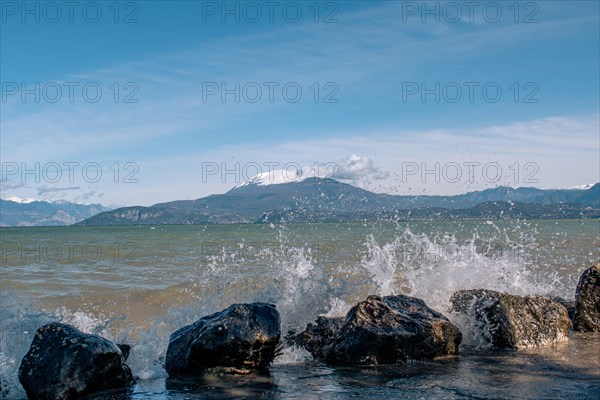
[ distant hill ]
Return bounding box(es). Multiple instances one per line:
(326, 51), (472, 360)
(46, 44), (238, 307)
(256, 201), (600, 223)
(75, 179), (600, 226)
(0, 199), (111, 227)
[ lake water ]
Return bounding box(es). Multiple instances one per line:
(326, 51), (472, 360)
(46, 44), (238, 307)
(1, 220), (599, 399)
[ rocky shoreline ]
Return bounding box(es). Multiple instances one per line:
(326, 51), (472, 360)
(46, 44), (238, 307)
(12, 263), (600, 400)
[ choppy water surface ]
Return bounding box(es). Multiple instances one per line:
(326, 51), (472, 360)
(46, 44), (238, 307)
(1, 220), (599, 399)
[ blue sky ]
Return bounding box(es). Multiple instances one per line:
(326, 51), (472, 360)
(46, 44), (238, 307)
(1, 0), (598, 206)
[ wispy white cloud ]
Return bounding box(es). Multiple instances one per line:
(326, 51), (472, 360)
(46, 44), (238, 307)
(0, 181), (28, 191)
(37, 185), (81, 195)
(73, 190), (104, 203)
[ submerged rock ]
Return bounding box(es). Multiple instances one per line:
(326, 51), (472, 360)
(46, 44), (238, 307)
(294, 295), (461, 365)
(573, 263), (600, 331)
(165, 303), (281, 377)
(286, 316), (345, 359)
(165, 370), (275, 397)
(18, 322), (133, 400)
(451, 289), (571, 348)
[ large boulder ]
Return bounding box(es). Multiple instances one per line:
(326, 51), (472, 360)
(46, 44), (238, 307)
(573, 263), (600, 331)
(286, 316), (345, 359)
(18, 323), (133, 400)
(165, 303), (281, 376)
(451, 289), (571, 348)
(294, 295), (462, 365)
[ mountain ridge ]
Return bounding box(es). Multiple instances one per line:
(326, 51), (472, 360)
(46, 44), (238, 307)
(0, 199), (111, 227)
(74, 179), (600, 226)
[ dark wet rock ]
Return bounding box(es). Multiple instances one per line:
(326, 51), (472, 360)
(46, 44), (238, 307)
(451, 289), (571, 348)
(165, 303), (281, 377)
(573, 263), (600, 331)
(117, 344), (131, 361)
(550, 296), (576, 321)
(286, 316), (345, 359)
(18, 322), (133, 400)
(296, 295), (461, 365)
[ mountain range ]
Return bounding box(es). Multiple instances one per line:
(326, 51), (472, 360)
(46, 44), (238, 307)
(0, 199), (110, 227)
(73, 179), (600, 226)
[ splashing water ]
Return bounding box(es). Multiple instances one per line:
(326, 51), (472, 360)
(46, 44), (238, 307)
(358, 224), (568, 311)
(355, 223), (578, 349)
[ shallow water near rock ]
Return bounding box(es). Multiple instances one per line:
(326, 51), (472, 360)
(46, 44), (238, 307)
(93, 333), (600, 400)
(1, 220), (598, 399)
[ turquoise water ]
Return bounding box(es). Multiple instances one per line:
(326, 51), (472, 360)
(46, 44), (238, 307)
(1, 220), (599, 398)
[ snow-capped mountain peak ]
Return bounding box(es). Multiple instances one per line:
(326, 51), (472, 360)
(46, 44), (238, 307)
(233, 166), (335, 188)
(4, 196), (38, 204)
(569, 183), (595, 190)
